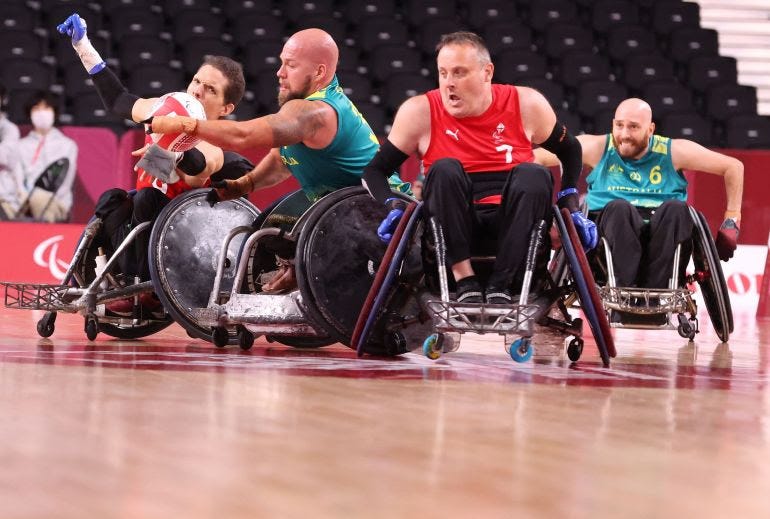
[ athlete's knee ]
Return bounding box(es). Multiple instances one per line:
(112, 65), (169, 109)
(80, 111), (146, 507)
(603, 198), (635, 216)
(132, 188), (167, 223)
(94, 188), (130, 219)
(510, 163), (553, 198)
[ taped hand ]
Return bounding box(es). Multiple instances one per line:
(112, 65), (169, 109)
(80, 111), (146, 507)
(715, 218), (739, 261)
(377, 198), (406, 243)
(211, 176), (253, 201)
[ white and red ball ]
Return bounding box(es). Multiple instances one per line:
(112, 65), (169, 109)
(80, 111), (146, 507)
(147, 92), (206, 152)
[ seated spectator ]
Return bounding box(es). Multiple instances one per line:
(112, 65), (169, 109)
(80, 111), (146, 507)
(17, 91), (78, 222)
(0, 82), (22, 220)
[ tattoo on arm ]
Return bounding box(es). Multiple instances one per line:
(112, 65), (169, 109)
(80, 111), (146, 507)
(268, 100), (328, 147)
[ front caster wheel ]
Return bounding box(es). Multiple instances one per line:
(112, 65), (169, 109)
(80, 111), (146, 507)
(422, 333), (443, 360)
(509, 337), (533, 363)
(37, 312), (56, 338)
(236, 325), (254, 350)
(212, 326), (229, 348)
(85, 317), (98, 341)
(567, 337), (584, 362)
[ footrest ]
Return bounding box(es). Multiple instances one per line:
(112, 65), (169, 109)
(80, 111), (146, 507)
(2, 282), (82, 310)
(426, 299), (539, 334)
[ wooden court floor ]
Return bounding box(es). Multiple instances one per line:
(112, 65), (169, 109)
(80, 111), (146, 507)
(0, 304), (768, 519)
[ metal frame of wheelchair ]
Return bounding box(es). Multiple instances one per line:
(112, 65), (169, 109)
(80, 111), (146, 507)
(2, 217), (172, 341)
(414, 206), (615, 366)
(592, 206), (733, 343)
(177, 187), (420, 352)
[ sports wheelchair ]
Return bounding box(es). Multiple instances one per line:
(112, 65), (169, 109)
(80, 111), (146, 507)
(175, 186), (428, 353)
(350, 204), (617, 367)
(2, 189), (260, 342)
(590, 205), (733, 343)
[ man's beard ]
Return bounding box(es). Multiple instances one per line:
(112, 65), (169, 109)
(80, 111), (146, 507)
(613, 134), (648, 159)
(278, 76), (313, 106)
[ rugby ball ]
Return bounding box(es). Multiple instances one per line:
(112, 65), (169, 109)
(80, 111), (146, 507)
(147, 92), (206, 152)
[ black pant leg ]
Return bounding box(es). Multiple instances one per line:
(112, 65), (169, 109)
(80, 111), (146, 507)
(421, 158), (476, 265)
(489, 163), (553, 289)
(597, 199), (645, 286)
(131, 187), (170, 281)
(643, 200), (693, 288)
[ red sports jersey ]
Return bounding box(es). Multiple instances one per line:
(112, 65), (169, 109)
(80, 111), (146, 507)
(422, 84), (534, 174)
(135, 134), (205, 198)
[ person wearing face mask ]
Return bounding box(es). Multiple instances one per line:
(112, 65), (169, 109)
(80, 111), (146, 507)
(535, 98), (744, 289)
(16, 91), (78, 222)
(0, 82), (22, 220)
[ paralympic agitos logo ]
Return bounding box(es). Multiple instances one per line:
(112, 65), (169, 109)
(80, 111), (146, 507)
(33, 235), (70, 280)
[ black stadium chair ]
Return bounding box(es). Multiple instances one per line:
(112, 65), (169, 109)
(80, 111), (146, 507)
(382, 72), (432, 112)
(173, 10), (225, 46)
(643, 82), (694, 120)
(71, 91), (124, 127)
(337, 72), (374, 104)
(623, 53), (676, 93)
(62, 66), (96, 98)
(528, 0), (579, 32)
(356, 101), (388, 136)
(282, 0), (336, 23)
(1, 4), (39, 32)
(116, 35), (173, 71)
(163, 0), (211, 17)
(406, 0), (458, 26)
(369, 45), (423, 84)
(127, 64), (184, 98)
(338, 46), (362, 73)
(558, 51), (611, 89)
(483, 21), (534, 56)
(182, 38), (234, 76)
(687, 55), (738, 94)
(417, 18), (467, 56)
(101, 0), (156, 9)
(295, 15), (347, 44)
(255, 70), (279, 113)
(346, 0), (398, 22)
(591, 0), (639, 34)
(222, 0), (273, 19)
(725, 115), (770, 149)
(659, 112), (713, 146)
(542, 22), (594, 59)
(591, 108), (615, 134)
(230, 13), (286, 45)
(652, 1), (700, 35)
(466, 0), (516, 32)
(227, 99), (258, 121)
(0, 59), (55, 93)
(517, 77), (566, 110)
(0, 31), (46, 61)
(705, 84), (758, 122)
(109, 6), (166, 40)
(493, 50), (548, 84)
(606, 25), (657, 64)
(576, 80), (628, 120)
(241, 40), (283, 80)
(355, 16), (409, 53)
(668, 27), (719, 65)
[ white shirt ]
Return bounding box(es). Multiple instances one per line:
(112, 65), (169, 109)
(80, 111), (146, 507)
(18, 127), (78, 212)
(0, 114), (22, 209)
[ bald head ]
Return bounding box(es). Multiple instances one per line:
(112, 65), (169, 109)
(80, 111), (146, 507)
(283, 28), (339, 84)
(614, 98), (653, 126)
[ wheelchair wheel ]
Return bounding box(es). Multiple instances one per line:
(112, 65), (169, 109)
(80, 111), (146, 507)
(294, 187), (421, 354)
(690, 207), (733, 343)
(73, 218), (173, 339)
(554, 207), (616, 367)
(149, 189), (261, 344)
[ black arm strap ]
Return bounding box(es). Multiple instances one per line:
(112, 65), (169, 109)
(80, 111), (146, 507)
(362, 139), (409, 203)
(177, 148), (206, 176)
(539, 121), (582, 190)
(90, 67), (139, 120)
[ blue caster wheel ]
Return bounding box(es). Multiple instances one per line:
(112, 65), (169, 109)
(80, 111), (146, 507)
(423, 333), (443, 360)
(509, 337), (533, 363)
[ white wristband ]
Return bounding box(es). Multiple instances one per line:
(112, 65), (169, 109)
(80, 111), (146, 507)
(73, 36), (105, 74)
